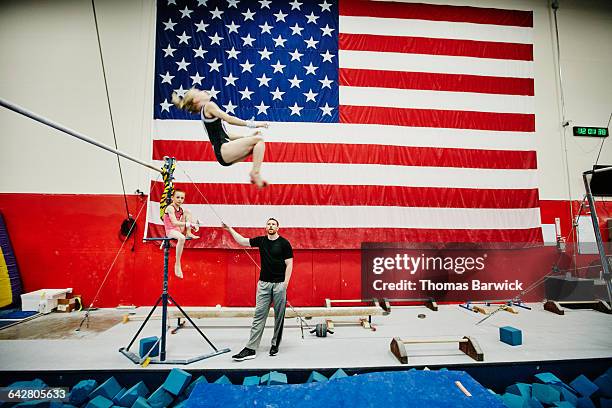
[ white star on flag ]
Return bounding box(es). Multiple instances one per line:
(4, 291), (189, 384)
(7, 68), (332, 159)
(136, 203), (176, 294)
(176, 58), (190, 71)
(256, 73), (272, 87)
(304, 62), (318, 75)
(226, 47), (241, 59)
(239, 86), (254, 100)
(255, 101), (270, 115)
(320, 103), (333, 116)
(271, 60), (286, 73)
(258, 0), (271, 9)
(321, 50), (334, 63)
(162, 44), (176, 57)
(159, 71), (174, 84)
(306, 12), (319, 24)
(207, 59), (222, 72)
(209, 33), (223, 45)
(289, 102), (303, 116)
(273, 35), (287, 48)
(304, 37), (319, 49)
(160, 99), (173, 112)
(240, 59), (255, 72)
(319, 75), (333, 89)
(288, 75), (303, 88)
(242, 9), (255, 21)
(226, 21), (240, 33)
(193, 46), (207, 58)
(319, 0), (332, 12)
(259, 22), (273, 34)
(210, 7), (224, 19)
(241, 33), (255, 46)
(180, 6), (193, 18)
(258, 47), (273, 60)
(223, 101), (237, 114)
(303, 89), (318, 102)
(177, 32), (191, 44)
(289, 0), (303, 10)
(273, 10), (288, 22)
(163, 19), (177, 31)
(190, 72), (204, 85)
(289, 49), (303, 61)
(290, 23), (304, 36)
(321, 24), (335, 37)
(223, 72), (239, 86)
(195, 20), (208, 32)
(270, 87), (285, 101)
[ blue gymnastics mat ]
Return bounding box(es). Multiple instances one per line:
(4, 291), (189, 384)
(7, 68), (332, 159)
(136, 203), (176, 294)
(185, 370), (504, 408)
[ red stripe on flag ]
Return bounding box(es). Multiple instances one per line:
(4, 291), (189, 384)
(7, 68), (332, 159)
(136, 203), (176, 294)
(153, 141), (536, 169)
(339, 33), (533, 61)
(339, 105), (535, 132)
(339, 0), (533, 27)
(150, 181), (540, 209)
(339, 68), (534, 96)
(146, 224), (543, 249)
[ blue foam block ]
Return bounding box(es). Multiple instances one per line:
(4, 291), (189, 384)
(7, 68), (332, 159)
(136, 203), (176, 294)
(499, 326), (522, 346)
(139, 336), (159, 358)
(86, 396), (113, 408)
(260, 371), (287, 385)
(242, 376), (260, 386)
(576, 397), (596, 408)
(552, 402), (574, 408)
(112, 388), (127, 405)
(595, 374), (612, 398)
(306, 371), (328, 383)
(173, 402), (187, 408)
(69, 379), (98, 405)
(532, 383), (561, 405)
(600, 398), (612, 408)
(62, 405), (77, 408)
(8, 380), (48, 389)
(329, 369), (348, 380)
(523, 398), (545, 408)
(14, 401), (63, 408)
(505, 383), (531, 399)
(90, 377), (122, 401)
(501, 392), (525, 408)
(162, 368), (192, 396)
(559, 387), (578, 405)
(213, 376), (231, 385)
(535, 372), (563, 384)
(131, 396), (151, 408)
(182, 376), (207, 399)
(186, 370), (505, 408)
(118, 382), (149, 407)
(146, 387), (173, 408)
(570, 375), (598, 398)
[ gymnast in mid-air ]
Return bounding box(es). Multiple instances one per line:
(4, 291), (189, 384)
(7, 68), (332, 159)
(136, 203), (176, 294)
(172, 89), (270, 188)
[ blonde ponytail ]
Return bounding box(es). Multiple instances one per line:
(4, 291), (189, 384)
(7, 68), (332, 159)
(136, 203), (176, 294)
(171, 92), (184, 110)
(171, 88), (201, 113)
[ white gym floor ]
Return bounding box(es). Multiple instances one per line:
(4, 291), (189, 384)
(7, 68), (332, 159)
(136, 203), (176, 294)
(0, 303), (611, 371)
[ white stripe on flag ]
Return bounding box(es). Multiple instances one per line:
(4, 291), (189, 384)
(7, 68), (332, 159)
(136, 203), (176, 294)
(339, 16), (533, 44)
(155, 161), (539, 189)
(339, 50), (534, 78)
(153, 120), (536, 151)
(148, 202), (542, 229)
(339, 86), (534, 114)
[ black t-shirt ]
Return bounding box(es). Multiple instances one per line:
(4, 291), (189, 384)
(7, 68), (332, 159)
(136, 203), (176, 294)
(249, 236), (293, 283)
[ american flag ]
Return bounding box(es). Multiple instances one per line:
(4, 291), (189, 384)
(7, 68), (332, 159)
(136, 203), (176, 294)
(146, 0), (541, 249)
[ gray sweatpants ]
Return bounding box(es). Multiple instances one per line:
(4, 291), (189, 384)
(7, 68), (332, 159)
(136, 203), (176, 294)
(245, 281), (287, 350)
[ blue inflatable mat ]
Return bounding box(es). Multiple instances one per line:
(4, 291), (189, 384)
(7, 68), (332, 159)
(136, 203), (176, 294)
(185, 370), (504, 408)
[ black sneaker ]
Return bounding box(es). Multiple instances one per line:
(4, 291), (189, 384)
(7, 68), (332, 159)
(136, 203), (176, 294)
(269, 345), (279, 356)
(232, 347), (256, 361)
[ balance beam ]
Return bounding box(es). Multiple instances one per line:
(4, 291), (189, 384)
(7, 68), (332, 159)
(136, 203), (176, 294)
(390, 336), (484, 364)
(123, 304), (386, 322)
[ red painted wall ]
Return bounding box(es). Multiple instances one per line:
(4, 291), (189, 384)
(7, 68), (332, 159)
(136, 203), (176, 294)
(0, 193), (609, 307)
